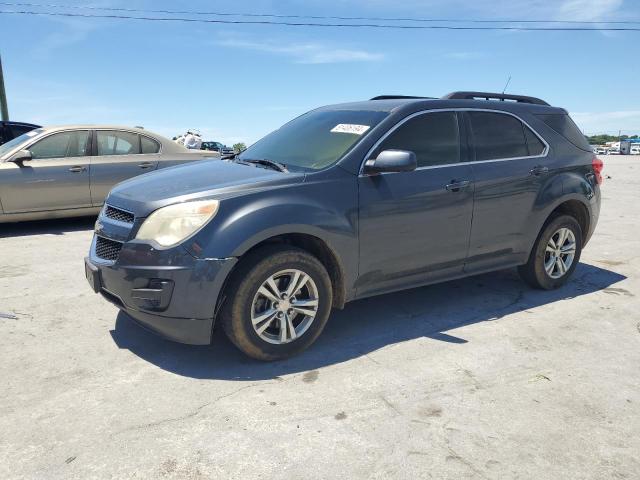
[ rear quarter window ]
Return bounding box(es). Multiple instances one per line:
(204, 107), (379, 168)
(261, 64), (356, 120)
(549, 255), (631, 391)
(141, 136), (160, 154)
(535, 114), (592, 151)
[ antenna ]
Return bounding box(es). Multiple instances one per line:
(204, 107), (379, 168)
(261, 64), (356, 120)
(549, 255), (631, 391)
(502, 76), (512, 94)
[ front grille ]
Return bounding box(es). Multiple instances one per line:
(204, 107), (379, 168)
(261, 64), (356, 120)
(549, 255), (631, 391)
(95, 236), (123, 262)
(104, 205), (134, 224)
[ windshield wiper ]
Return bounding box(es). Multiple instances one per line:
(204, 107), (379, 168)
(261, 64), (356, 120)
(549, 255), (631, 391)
(241, 158), (289, 173)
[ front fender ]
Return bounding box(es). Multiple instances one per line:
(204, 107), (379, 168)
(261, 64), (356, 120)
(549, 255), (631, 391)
(183, 173), (359, 291)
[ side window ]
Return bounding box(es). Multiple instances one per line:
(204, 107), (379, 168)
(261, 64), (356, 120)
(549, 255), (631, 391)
(140, 136), (160, 154)
(29, 131), (90, 159)
(524, 126), (546, 156)
(374, 111), (460, 168)
(468, 112), (528, 161)
(97, 131), (141, 156)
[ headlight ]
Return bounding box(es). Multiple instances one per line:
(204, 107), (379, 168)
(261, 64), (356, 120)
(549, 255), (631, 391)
(136, 200), (219, 247)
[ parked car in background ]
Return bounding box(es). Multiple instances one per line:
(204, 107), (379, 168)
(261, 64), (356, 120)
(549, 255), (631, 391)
(201, 141), (223, 152)
(0, 121), (41, 146)
(607, 148), (620, 155)
(86, 91), (602, 361)
(596, 147), (607, 155)
(201, 141), (234, 155)
(0, 125), (219, 223)
(630, 146), (640, 155)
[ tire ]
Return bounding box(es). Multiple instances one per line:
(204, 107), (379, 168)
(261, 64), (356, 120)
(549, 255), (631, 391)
(518, 214), (583, 290)
(220, 245), (333, 361)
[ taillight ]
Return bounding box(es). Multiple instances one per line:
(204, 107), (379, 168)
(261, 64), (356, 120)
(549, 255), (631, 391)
(592, 156), (604, 185)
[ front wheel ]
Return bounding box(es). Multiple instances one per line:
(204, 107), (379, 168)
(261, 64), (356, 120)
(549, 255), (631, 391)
(220, 245), (333, 361)
(518, 214), (583, 290)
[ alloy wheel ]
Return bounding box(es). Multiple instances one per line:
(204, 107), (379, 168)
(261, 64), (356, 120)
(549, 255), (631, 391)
(251, 269), (320, 345)
(544, 227), (576, 279)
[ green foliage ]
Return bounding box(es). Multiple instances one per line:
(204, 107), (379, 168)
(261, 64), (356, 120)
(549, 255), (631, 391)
(233, 142), (247, 153)
(586, 134), (639, 144)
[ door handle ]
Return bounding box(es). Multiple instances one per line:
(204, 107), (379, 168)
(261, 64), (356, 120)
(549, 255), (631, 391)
(445, 180), (471, 192)
(68, 166), (86, 173)
(529, 166), (549, 176)
(138, 162), (153, 169)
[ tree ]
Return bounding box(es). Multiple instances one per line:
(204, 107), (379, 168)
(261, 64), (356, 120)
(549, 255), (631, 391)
(233, 142), (247, 153)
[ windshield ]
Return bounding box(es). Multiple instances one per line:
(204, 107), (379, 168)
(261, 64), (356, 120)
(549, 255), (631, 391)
(0, 128), (44, 158)
(239, 109), (389, 171)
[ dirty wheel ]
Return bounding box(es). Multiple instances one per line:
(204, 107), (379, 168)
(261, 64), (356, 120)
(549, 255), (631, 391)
(221, 245), (332, 361)
(518, 214), (583, 290)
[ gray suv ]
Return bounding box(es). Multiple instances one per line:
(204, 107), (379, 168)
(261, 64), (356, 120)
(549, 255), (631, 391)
(85, 92), (603, 361)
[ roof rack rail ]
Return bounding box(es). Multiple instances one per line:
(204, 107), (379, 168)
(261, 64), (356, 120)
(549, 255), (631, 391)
(370, 95), (434, 101)
(442, 91), (550, 106)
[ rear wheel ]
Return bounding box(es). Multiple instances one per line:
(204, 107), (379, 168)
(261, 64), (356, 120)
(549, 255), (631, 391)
(518, 215), (583, 290)
(221, 245), (333, 361)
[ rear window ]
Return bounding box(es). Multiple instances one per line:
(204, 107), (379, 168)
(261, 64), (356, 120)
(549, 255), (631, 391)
(468, 111), (529, 161)
(97, 131), (141, 156)
(535, 114), (591, 151)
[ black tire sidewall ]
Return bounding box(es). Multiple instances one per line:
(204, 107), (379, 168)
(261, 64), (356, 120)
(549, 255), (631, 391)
(529, 215), (583, 290)
(223, 247), (333, 360)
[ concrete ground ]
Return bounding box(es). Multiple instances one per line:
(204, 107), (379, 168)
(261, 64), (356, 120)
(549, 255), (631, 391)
(1, 156), (638, 479)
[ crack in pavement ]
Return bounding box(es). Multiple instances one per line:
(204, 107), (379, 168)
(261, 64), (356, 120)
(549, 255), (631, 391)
(113, 383), (263, 435)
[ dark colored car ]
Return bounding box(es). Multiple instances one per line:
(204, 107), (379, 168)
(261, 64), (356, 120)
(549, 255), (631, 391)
(201, 141), (222, 152)
(85, 91), (603, 361)
(202, 141), (234, 155)
(0, 121), (40, 145)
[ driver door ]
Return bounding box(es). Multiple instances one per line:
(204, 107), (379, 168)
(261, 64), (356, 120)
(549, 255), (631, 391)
(0, 130), (92, 213)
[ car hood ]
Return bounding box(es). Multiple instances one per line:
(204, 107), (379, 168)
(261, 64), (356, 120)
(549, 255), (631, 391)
(106, 160), (305, 217)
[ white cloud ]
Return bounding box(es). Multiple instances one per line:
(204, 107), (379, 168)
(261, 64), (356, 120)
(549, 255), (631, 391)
(570, 111), (640, 135)
(30, 12), (110, 59)
(306, 0), (624, 23)
(556, 0), (624, 21)
(216, 38), (384, 64)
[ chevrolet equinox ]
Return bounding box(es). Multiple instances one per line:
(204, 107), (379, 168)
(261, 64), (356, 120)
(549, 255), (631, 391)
(85, 92), (603, 360)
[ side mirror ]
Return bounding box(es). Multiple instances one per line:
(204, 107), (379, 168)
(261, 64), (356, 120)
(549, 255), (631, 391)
(10, 149), (33, 163)
(363, 149), (417, 175)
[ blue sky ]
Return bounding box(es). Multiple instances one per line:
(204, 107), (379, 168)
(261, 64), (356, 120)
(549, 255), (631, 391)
(1, 0), (639, 145)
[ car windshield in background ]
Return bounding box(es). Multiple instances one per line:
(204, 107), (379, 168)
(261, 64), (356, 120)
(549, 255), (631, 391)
(239, 109), (389, 171)
(0, 128), (44, 158)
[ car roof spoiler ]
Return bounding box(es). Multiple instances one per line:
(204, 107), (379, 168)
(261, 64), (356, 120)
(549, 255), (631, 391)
(442, 91), (550, 106)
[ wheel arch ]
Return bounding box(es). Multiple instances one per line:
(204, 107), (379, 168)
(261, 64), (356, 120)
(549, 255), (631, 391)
(214, 231), (348, 328)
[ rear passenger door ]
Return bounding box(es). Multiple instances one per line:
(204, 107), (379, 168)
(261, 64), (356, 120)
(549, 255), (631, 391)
(464, 110), (550, 273)
(357, 111), (475, 297)
(89, 130), (160, 206)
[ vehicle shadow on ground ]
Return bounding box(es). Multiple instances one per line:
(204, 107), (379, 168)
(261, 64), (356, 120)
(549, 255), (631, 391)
(110, 262), (626, 381)
(0, 217), (96, 238)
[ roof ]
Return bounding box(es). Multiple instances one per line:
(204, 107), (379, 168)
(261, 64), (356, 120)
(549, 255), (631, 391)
(0, 121), (41, 127)
(321, 97), (562, 116)
(318, 91), (561, 115)
(41, 124), (149, 132)
(37, 125), (182, 149)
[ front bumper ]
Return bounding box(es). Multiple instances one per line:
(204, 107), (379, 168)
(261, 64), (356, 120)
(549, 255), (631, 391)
(86, 238), (237, 345)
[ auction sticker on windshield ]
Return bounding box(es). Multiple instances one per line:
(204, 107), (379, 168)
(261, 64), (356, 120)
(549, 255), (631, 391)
(331, 124), (371, 135)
